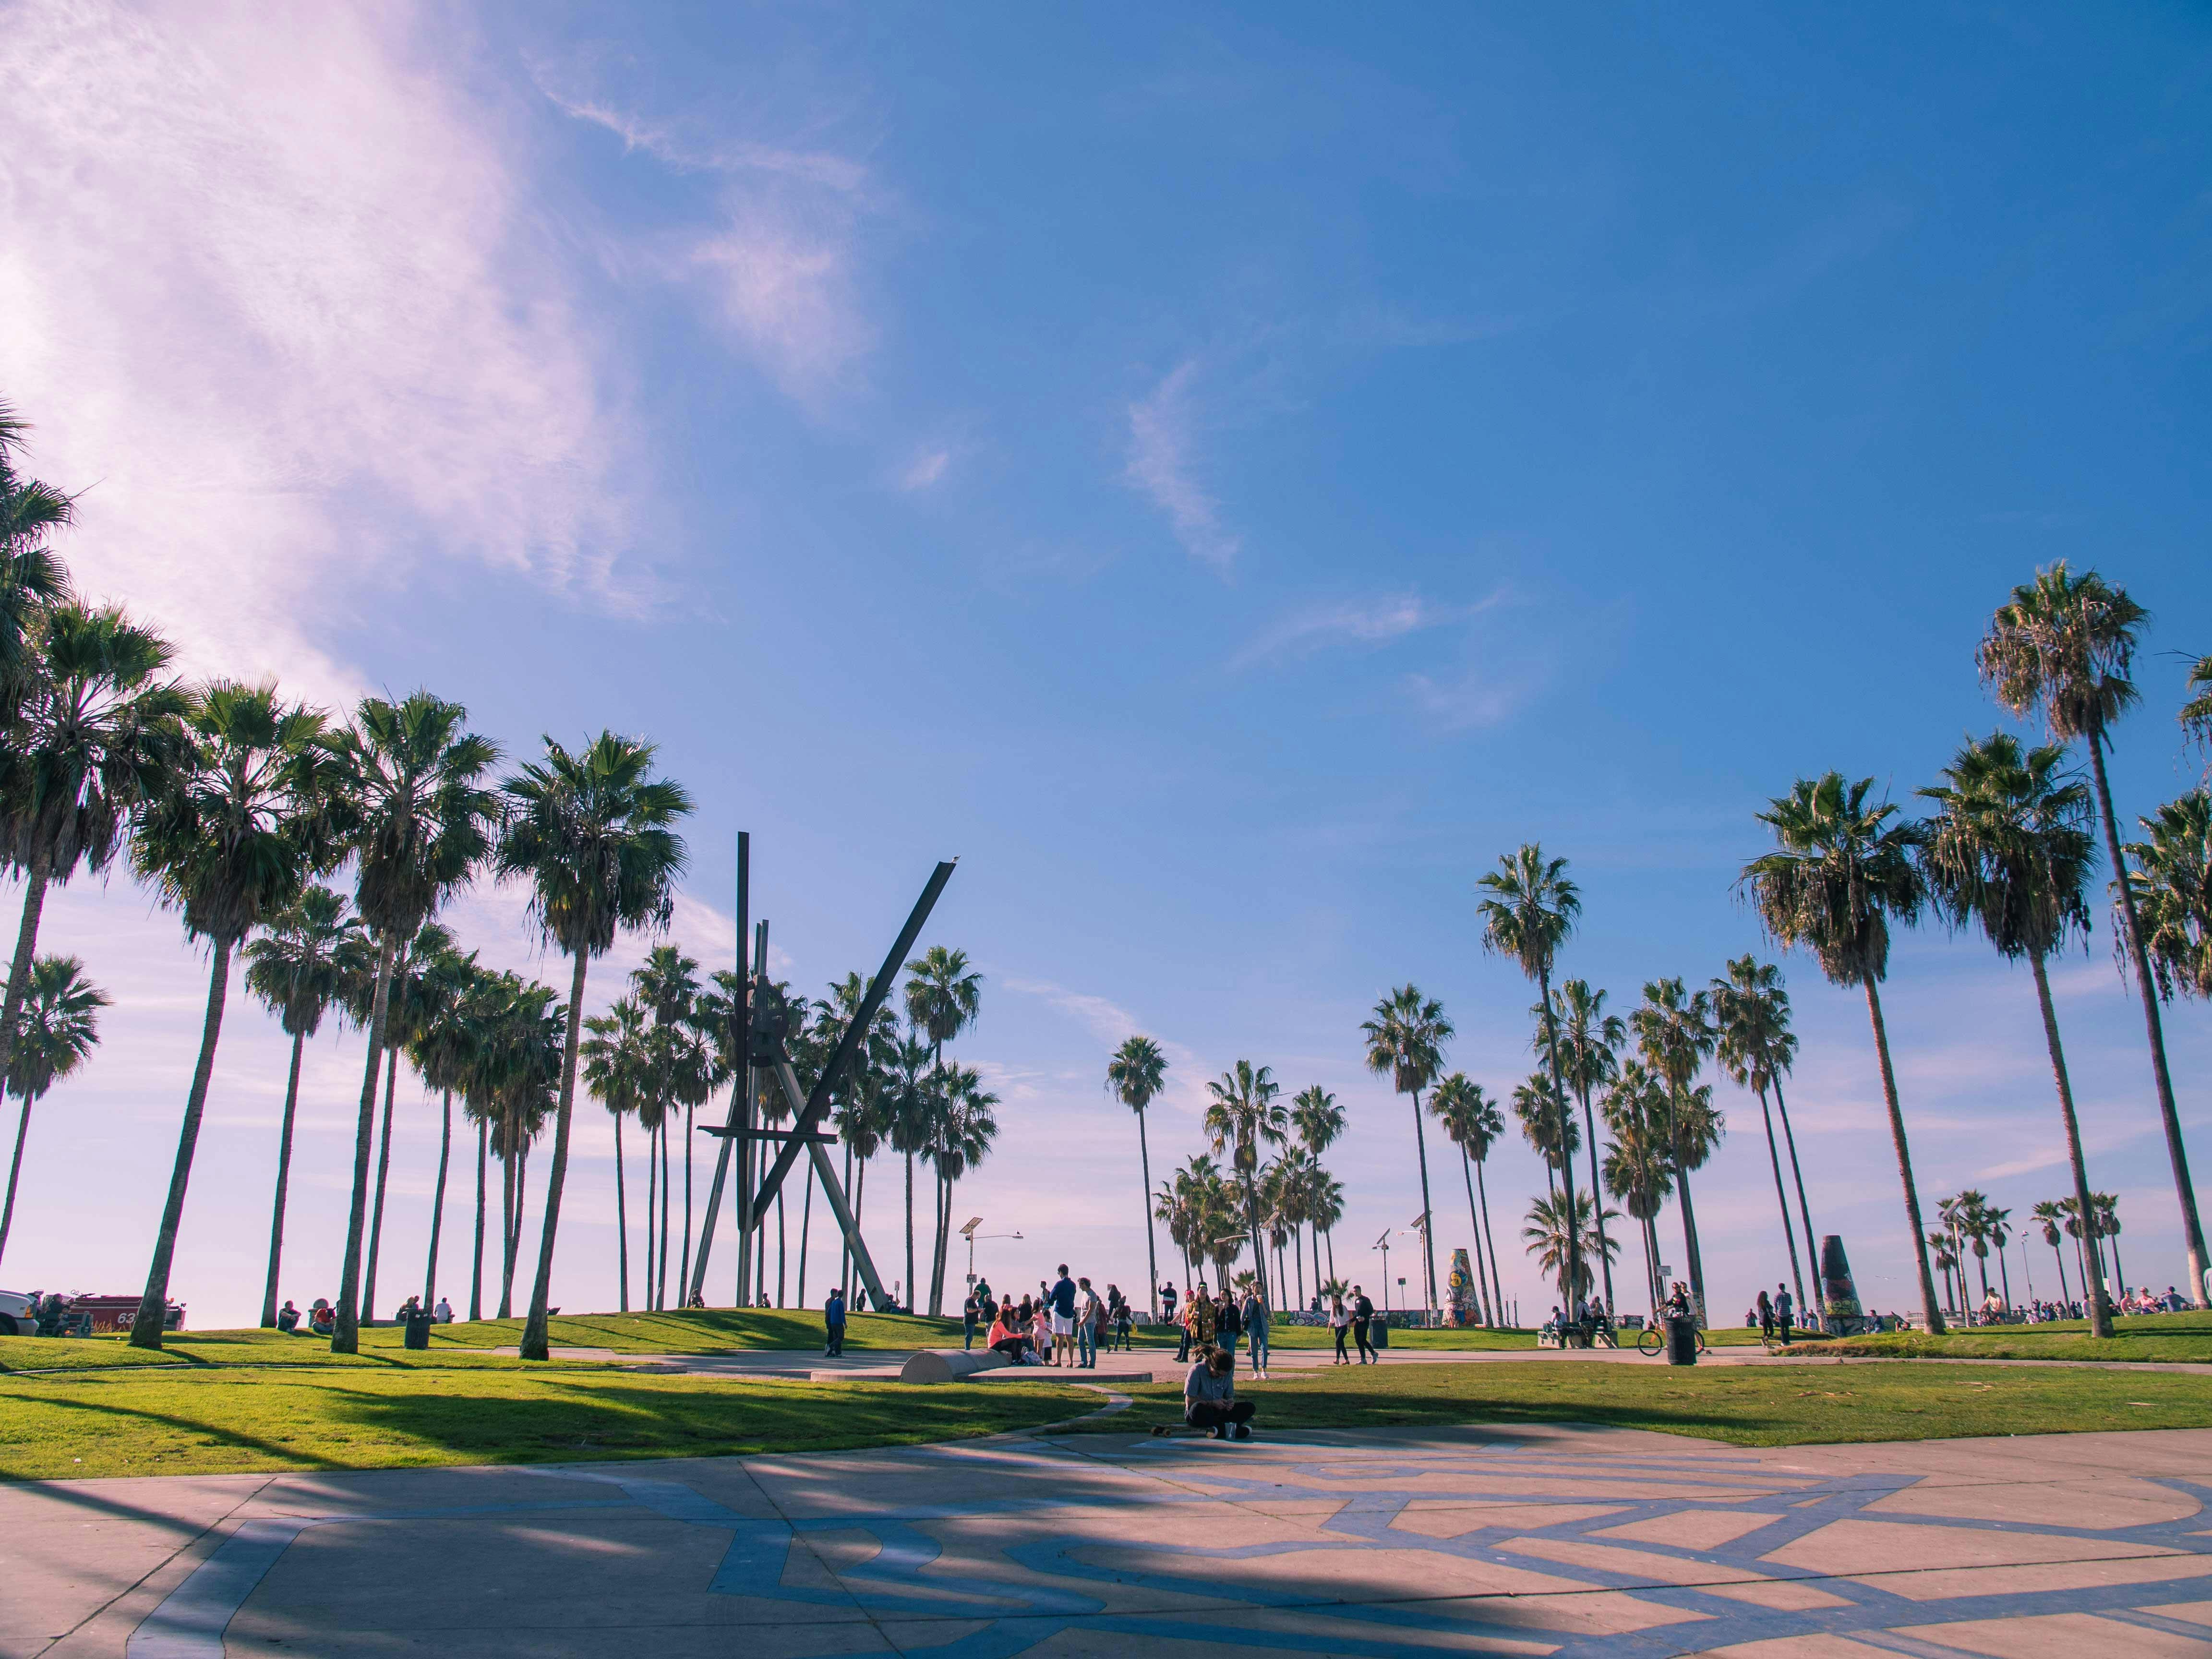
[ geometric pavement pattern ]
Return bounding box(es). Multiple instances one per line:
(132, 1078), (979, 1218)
(11, 1423), (2212, 1656)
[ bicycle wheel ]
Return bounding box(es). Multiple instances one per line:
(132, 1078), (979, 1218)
(1696, 1329), (1712, 1355)
(1635, 1326), (1664, 1357)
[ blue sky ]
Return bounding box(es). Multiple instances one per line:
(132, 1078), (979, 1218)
(0, 1), (2207, 1327)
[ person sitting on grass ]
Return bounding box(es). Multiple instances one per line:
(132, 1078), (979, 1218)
(276, 1299), (301, 1333)
(308, 1300), (335, 1336)
(1184, 1346), (1255, 1440)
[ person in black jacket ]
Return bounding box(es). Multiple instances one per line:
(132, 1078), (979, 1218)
(1351, 1286), (1378, 1364)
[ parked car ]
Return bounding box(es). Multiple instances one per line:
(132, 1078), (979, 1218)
(0, 1289), (33, 1335)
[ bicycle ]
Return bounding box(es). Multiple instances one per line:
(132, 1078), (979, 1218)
(1635, 1322), (1712, 1358)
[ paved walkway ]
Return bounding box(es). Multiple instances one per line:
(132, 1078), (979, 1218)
(9, 1420), (2212, 1655)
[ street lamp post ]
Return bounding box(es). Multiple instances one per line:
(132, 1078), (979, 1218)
(958, 1217), (1021, 1295)
(1373, 1229), (1393, 1316)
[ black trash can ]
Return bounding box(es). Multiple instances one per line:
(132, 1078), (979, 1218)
(1664, 1314), (1699, 1366)
(1370, 1317), (1390, 1349)
(403, 1310), (433, 1351)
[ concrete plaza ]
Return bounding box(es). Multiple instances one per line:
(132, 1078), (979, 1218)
(8, 1416), (2212, 1657)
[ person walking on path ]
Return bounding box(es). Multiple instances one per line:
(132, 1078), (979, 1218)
(1351, 1285), (1378, 1364)
(1182, 1346), (1255, 1440)
(823, 1286), (847, 1357)
(1077, 1276), (1102, 1369)
(1329, 1295), (1350, 1363)
(1048, 1264), (1079, 1367)
(1161, 1281), (1178, 1327)
(1241, 1285), (1270, 1378)
(1216, 1286), (1241, 1374)
(1775, 1282), (1794, 1340)
(1756, 1288), (1775, 1343)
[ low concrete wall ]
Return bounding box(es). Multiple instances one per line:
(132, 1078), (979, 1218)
(899, 1348), (1010, 1384)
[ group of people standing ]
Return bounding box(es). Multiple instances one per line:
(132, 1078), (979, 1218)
(963, 1268), (1129, 1368)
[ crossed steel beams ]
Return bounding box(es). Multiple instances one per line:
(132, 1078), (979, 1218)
(685, 847), (957, 1313)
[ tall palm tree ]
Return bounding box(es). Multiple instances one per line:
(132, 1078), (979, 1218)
(1920, 731), (2113, 1334)
(128, 682), (340, 1349)
(2032, 1198), (2072, 1305)
(1477, 845), (1581, 1314)
(1106, 1035), (1169, 1317)
(454, 969), (515, 1321)
(1203, 1059), (1288, 1305)
(631, 945), (701, 1302)
(1361, 984), (1454, 1318)
(1428, 1072), (1501, 1325)
(1602, 1059), (1674, 1311)
(902, 945), (982, 1315)
(1628, 977), (1719, 1317)
(1512, 1070), (1577, 1192)
(357, 920), (454, 1327)
(1290, 1084), (1346, 1295)
(0, 954), (106, 1271)
(405, 944), (480, 1316)
(0, 400), (75, 716)
(1980, 564), (2206, 1304)
(1740, 772), (1945, 1333)
(1550, 980), (1623, 1309)
(328, 692), (500, 1352)
(1307, 1170), (1346, 1296)
(2094, 1192), (2124, 1292)
(2181, 654), (2212, 752)
(881, 1030), (938, 1311)
(583, 996), (653, 1313)
(479, 975), (564, 1318)
(934, 1065), (1000, 1285)
(242, 884), (366, 1325)
(1522, 1190), (1619, 1307)
(494, 733), (692, 1360)
(0, 602), (181, 1106)
(1711, 957), (1815, 1320)
(2127, 790), (2212, 1004)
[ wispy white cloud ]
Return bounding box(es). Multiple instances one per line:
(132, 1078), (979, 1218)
(534, 61), (875, 408)
(1125, 361), (1240, 570)
(899, 448), (952, 491)
(1230, 592), (1498, 671)
(0, 0), (634, 706)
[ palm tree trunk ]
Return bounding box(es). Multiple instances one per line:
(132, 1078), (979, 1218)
(1643, 1215), (1661, 1310)
(130, 937), (235, 1349)
(840, 1142), (854, 1301)
(1137, 1108), (1160, 1319)
(1536, 969), (1581, 1319)
(850, 1155), (866, 1303)
(613, 1112), (630, 1314)
(498, 1134), (517, 1319)
(362, 1044), (399, 1325)
(1670, 1100), (1708, 1322)
(2111, 1229), (2126, 1295)
(1863, 980), (1945, 1334)
(1769, 1071), (1819, 1307)
(2051, 1238), (2069, 1306)
(1473, 1157), (1502, 1326)
(644, 1119), (659, 1311)
(2087, 730), (2209, 1305)
(928, 1162), (946, 1315)
(424, 1089), (452, 1309)
(679, 1102), (695, 1303)
(1458, 1149), (1491, 1324)
(258, 1031), (307, 1326)
(334, 935), (397, 1353)
(903, 1150), (914, 1312)
(1406, 1086), (1438, 1322)
(0, 861), (52, 1101)
(1575, 1081), (1613, 1310)
(470, 1116), (486, 1321)
(797, 1157), (814, 1309)
(775, 1187), (787, 1308)
(658, 1115), (672, 1310)
(519, 948), (592, 1361)
(1311, 1220), (1323, 1314)
(0, 1086), (41, 1273)
(1998, 1246), (2012, 1311)
(1755, 1084), (1807, 1319)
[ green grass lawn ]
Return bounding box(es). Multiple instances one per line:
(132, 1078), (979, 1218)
(0, 1329), (566, 1376)
(0, 1361), (1093, 1480)
(356, 1308), (965, 1354)
(1070, 1358), (2212, 1447)
(1127, 1324), (1541, 1351)
(1780, 1310), (2212, 1365)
